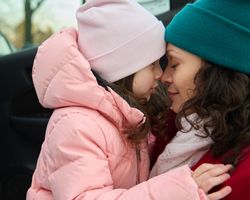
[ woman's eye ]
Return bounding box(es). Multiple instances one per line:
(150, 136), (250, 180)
(171, 64), (177, 69)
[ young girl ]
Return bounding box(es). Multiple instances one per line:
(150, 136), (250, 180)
(151, 0), (250, 199)
(27, 0), (232, 199)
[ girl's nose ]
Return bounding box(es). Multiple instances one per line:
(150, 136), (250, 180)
(154, 65), (163, 80)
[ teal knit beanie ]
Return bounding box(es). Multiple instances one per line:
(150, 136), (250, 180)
(165, 0), (250, 74)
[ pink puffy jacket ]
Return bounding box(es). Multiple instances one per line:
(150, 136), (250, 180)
(26, 28), (206, 200)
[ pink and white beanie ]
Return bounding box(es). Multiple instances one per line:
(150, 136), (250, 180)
(76, 0), (165, 82)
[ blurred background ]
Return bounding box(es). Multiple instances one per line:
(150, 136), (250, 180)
(0, 0), (170, 56)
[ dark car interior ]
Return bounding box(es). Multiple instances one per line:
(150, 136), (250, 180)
(0, 1), (191, 199)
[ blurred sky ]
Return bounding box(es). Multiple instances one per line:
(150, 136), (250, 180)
(0, 0), (81, 31)
(0, 0), (169, 54)
(0, 0), (169, 31)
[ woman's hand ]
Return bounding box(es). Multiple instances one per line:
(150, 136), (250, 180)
(193, 163), (232, 200)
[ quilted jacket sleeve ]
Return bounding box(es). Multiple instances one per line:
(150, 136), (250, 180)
(47, 112), (207, 200)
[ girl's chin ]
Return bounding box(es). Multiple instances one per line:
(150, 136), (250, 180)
(144, 91), (153, 101)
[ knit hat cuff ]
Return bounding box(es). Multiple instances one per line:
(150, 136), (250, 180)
(90, 21), (166, 82)
(166, 4), (250, 74)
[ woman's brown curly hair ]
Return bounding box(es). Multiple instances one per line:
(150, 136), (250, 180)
(176, 62), (250, 166)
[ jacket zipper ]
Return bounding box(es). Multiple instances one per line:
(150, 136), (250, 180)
(136, 146), (141, 184)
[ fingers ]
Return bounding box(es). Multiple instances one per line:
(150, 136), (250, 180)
(205, 164), (232, 177)
(193, 163), (218, 177)
(193, 163), (232, 179)
(193, 164), (233, 193)
(210, 173), (231, 187)
(201, 173), (231, 193)
(208, 186), (232, 200)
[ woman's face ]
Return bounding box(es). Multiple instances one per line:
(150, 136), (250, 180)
(161, 43), (203, 113)
(133, 60), (162, 101)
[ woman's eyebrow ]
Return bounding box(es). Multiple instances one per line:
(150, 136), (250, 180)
(167, 49), (180, 57)
(167, 50), (182, 61)
(167, 49), (174, 53)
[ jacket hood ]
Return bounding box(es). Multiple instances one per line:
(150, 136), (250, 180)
(32, 28), (144, 128)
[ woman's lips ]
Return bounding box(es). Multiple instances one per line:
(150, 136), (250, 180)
(168, 91), (178, 99)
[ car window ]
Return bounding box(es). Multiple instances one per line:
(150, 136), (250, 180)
(0, 0), (170, 57)
(138, 0), (170, 15)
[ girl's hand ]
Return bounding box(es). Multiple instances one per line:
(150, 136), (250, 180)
(192, 163), (232, 200)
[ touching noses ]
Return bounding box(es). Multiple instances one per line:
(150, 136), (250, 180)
(161, 68), (172, 85)
(154, 66), (163, 80)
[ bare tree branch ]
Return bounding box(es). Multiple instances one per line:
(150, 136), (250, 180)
(32, 0), (45, 13)
(24, 0), (45, 47)
(0, 31), (14, 53)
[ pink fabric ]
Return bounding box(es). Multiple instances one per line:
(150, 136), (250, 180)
(76, 0), (165, 82)
(27, 28), (206, 200)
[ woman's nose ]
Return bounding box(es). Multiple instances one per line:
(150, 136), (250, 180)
(161, 68), (172, 85)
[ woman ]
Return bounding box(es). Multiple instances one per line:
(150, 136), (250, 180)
(151, 0), (250, 199)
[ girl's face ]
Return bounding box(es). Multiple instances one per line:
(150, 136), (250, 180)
(133, 60), (162, 100)
(161, 44), (203, 113)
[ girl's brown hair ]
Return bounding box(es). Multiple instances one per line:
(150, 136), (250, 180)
(177, 62), (250, 166)
(92, 70), (152, 146)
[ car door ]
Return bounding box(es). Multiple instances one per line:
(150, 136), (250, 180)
(0, 47), (52, 200)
